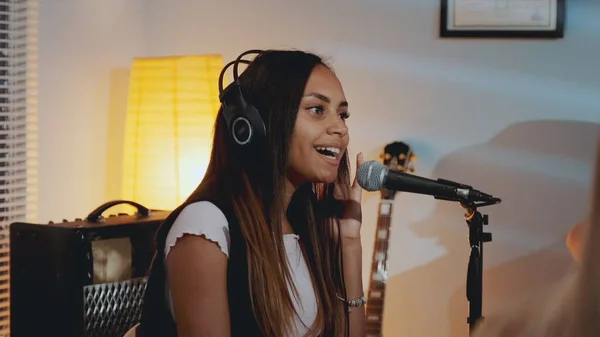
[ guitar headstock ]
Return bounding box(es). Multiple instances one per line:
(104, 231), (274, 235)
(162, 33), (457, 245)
(379, 141), (416, 200)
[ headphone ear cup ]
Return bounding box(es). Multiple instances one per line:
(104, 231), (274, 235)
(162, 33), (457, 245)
(229, 104), (266, 146)
(223, 99), (266, 147)
(243, 104), (266, 141)
(230, 115), (253, 145)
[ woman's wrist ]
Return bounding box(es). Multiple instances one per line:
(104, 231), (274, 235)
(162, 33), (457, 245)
(340, 237), (363, 300)
(342, 237), (362, 253)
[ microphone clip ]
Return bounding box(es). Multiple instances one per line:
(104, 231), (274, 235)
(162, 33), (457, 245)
(433, 178), (501, 207)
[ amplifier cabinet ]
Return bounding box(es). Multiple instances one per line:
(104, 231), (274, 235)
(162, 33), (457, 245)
(10, 201), (168, 337)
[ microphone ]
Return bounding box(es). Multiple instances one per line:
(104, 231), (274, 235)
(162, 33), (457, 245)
(356, 160), (500, 204)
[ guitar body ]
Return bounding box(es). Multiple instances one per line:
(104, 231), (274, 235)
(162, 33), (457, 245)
(365, 141), (416, 337)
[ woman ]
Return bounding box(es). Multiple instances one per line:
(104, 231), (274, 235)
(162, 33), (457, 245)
(472, 138), (600, 337)
(138, 49), (367, 337)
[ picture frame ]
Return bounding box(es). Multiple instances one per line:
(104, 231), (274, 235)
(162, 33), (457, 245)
(440, 0), (565, 38)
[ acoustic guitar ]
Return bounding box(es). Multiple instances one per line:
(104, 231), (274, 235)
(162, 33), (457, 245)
(365, 141), (416, 337)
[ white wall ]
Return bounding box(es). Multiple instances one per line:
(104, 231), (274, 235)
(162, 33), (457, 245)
(141, 1), (600, 336)
(38, 0), (145, 221)
(40, 0), (600, 336)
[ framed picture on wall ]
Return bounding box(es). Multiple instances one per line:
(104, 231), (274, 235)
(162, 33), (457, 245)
(440, 0), (565, 38)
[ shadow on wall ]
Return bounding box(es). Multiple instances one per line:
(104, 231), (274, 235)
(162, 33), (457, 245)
(381, 120), (600, 337)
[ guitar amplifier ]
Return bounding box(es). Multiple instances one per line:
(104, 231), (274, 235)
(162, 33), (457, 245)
(10, 200), (169, 337)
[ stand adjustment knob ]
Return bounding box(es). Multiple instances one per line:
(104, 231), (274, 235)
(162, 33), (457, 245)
(482, 214), (489, 225)
(482, 232), (492, 242)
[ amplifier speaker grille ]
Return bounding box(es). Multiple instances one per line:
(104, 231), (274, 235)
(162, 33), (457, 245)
(83, 278), (148, 337)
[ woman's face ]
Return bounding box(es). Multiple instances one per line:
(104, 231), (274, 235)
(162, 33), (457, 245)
(287, 64), (350, 185)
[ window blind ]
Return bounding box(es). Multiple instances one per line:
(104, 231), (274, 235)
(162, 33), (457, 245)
(0, 0), (39, 335)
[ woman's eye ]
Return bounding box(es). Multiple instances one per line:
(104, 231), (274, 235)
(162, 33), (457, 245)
(339, 112), (350, 120)
(309, 106), (325, 114)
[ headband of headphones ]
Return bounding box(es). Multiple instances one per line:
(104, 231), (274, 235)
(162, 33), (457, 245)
(218, 49), (264, 99)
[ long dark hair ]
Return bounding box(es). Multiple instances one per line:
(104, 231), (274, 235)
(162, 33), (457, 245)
(187, 50), (350, 336)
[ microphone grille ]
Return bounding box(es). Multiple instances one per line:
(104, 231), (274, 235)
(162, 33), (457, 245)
(356, 160), (386, 192)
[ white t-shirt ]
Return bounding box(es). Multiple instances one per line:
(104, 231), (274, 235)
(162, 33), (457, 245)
(164, 201), (318, 336)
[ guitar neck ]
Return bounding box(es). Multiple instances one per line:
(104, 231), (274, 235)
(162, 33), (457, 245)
(365, 199), (394, 336)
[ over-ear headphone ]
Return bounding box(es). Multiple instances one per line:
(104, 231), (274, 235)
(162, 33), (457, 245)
(218, 49), (266, 148)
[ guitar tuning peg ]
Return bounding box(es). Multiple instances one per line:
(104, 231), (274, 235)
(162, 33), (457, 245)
(379, 153), (384, 159)
(398, 153), (406, 160)
(410, 154), (418, 161)
(396, 165), (405, 171)
(385, 153), (392, 160)
(409, 166), (416, 173)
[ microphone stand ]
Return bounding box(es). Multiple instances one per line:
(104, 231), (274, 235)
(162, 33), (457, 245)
(434, 179), (500, 336)
(461, 201), (492, 334)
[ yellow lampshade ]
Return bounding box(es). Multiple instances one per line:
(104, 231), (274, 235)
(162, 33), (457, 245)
(121, 55), (223, 210)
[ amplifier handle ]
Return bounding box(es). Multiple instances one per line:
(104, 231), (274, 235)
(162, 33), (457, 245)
(85, 200), (152, 223)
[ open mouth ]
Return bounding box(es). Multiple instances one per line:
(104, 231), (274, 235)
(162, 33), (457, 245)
(315, 146), (341, 161)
